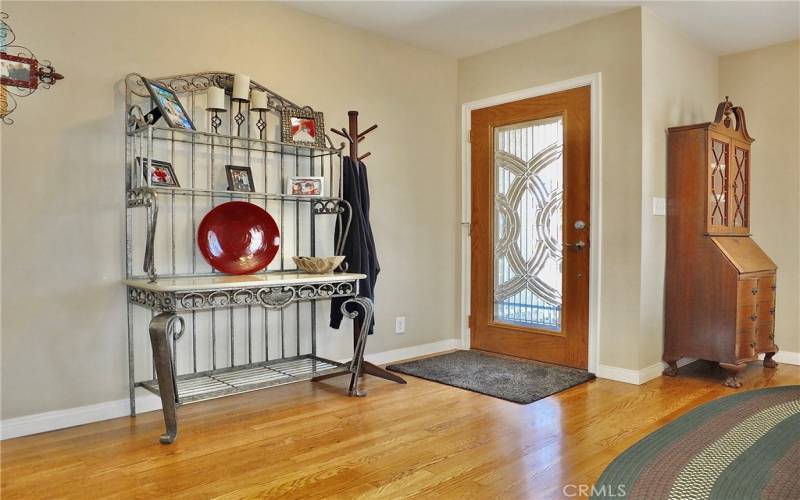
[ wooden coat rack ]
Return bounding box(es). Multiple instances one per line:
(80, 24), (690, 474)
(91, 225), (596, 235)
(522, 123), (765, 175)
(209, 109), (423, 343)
(328, 111), (407, 388)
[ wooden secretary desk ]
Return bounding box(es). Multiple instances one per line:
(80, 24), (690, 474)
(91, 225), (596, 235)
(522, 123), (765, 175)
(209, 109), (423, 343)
(663, 98), (778, 388)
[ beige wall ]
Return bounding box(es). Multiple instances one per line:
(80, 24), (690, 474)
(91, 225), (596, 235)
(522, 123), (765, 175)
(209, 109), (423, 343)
(639, 9), (719, 367)
(720, 41), (800, 354)
(2, 2), (796, 424)
(459, 8), (644, 370)
(0, 1), (458, 419)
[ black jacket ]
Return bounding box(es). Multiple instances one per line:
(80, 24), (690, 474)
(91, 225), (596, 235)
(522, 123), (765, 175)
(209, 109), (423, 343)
(330, 157), (380, 333)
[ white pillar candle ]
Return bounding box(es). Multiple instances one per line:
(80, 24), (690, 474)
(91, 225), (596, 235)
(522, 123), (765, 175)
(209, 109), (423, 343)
(206, 86), (225, 110)
(250, 89), (268, 110)
(232, 74), (250, 101)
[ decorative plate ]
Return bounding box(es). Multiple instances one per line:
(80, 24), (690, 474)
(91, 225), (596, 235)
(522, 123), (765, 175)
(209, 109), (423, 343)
(197, 202), (280, 275)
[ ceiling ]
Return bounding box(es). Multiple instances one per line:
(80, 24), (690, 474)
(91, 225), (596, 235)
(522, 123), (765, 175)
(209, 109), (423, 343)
(286, 1), (800, 58)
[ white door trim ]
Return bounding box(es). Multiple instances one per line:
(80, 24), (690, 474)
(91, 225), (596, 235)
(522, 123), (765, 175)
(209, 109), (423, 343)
(460, 73), (602, 374)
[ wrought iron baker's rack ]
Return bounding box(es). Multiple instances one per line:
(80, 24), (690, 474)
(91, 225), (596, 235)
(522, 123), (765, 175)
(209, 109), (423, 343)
(123, 72), (372, 444)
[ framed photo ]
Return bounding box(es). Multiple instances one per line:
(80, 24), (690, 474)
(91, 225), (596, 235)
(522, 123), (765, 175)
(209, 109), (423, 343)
(142, 78), (195, 130)
(1, 53), (38, 89)
(138, 157), (180, 187)
(281, 107), (325, 148)
(226, 165), (255, 192)
(288, 176), (324, 197)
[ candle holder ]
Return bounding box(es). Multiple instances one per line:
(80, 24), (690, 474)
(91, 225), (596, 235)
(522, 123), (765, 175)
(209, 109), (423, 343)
(205, 85), (227, 134)
(231, 74), (251, 137)
(254, 111), (267, 140)
(250, 90), (270, 141)
(210, 110), (224, 134)
(232, 100), (247, 137)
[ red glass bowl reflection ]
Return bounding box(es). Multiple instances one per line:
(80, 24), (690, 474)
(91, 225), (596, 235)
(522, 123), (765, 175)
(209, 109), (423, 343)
(197, 202), (280, 275)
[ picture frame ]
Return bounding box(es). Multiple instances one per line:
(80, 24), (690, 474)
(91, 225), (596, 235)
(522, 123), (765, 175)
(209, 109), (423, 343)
(226, 165), (256, 193)
(142, 78), (195, 130)
(1, 53), (39, 89)
(281, 107), (325, 148)
(288, 176), (324, 197)
(137, 157), (180, 187)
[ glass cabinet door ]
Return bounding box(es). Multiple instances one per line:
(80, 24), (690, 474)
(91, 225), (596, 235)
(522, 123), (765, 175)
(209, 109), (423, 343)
(708, 136), (730, 232)
(730, 142), (750, 231)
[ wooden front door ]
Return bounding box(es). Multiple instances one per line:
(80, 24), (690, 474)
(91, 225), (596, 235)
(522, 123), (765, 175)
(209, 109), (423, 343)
(470, 87), (590, 369)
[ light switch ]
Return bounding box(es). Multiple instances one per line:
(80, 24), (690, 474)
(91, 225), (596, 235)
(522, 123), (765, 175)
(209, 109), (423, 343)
(653, 197), (666, 216)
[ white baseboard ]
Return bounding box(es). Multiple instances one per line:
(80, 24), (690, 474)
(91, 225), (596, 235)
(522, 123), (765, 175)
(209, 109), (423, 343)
(363, 338), (463, 366)
(0, 391), (162, 441)
(599, 352), (800, 386)
(3, 344), (793, 440)
(774, 350), (800, 366)
(1, 338), (463, 441)
(598, 358), (696, 385)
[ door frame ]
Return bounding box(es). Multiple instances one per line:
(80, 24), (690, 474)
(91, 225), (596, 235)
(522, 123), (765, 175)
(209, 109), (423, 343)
(460, 73), (602, 374)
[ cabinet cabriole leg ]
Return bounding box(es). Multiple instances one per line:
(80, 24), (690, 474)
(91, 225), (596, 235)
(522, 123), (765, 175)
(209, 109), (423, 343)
(719, 362), (747, 388)
(663, 359), (679, 377)
(763, 349), (778, 369)
(148, 312), (184, 444)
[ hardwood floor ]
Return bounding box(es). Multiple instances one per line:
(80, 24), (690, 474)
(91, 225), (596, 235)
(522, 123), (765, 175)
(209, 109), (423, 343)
(2, 359), (798, 499)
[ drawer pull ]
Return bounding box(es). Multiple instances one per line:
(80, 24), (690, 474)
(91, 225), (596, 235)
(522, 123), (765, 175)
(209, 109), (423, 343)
(751, 287), (759, 295)
(771, 285), (777, 290)
(769, 335), (774, 340)
(770, 308), (775, 315)
(750, 314), (758, 322)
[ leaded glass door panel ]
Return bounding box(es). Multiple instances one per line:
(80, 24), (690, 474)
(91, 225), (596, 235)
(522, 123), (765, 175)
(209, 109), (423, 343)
(494, 117), (564, 331)
(729, 140), (751, 234)
(470, 87), (590, 369)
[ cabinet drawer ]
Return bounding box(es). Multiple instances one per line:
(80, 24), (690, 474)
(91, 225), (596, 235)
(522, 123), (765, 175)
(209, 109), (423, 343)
(737, 278), (759, 305)
(758, 275), (776, 293)
(736, 304), (759, 329)
(755, 322), (775, 352)
(758, 275), (776, 304)
(736, 329), (756, 359)
(758, 301), (776, 323)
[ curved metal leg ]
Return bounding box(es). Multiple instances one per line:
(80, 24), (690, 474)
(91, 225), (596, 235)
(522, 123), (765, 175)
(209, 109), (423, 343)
(148, 312), (184, 444)
(340, 297), (373, 397)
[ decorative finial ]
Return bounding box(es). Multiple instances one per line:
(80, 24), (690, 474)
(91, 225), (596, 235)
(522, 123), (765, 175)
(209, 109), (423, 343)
(722, 97), (734, 128)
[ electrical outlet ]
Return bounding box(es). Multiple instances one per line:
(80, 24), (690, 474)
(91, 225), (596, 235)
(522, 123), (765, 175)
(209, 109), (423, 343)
(395, 316), (406, 334)
(653, 197), (666, 216)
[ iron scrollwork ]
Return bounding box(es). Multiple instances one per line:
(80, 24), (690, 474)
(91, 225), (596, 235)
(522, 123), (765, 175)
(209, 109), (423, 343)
(128, 288), (177, 311)
(130, 280), (359, 313)
(0, 12), (64, 125)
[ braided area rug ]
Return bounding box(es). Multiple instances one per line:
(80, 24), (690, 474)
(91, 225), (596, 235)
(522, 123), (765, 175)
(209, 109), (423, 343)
(592, 385), (800, 500)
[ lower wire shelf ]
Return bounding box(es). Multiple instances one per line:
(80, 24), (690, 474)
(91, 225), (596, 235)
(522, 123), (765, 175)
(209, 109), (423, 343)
(137, 355), (348, 404)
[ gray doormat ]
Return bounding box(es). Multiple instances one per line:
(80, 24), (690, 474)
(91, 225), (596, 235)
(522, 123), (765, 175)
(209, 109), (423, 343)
(386, 350), (595, 404)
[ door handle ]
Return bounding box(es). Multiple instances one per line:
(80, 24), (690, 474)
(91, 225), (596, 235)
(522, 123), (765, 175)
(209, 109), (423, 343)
(565, 240), (586, 250)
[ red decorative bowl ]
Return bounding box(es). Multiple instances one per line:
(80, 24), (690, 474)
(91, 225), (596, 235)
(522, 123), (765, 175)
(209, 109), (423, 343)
(197, 202), (280, 275)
